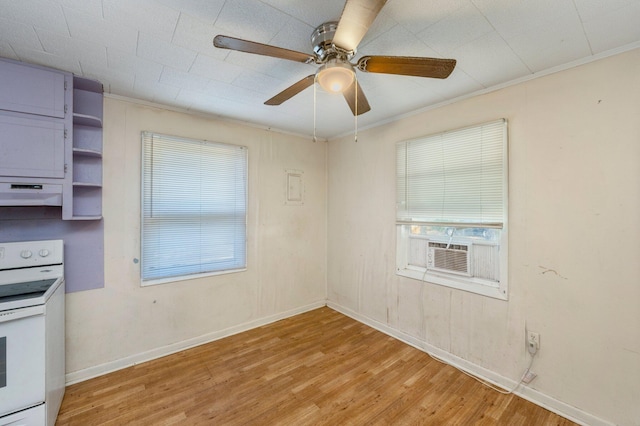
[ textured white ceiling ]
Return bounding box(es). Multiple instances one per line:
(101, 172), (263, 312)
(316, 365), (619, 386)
(1, 0), (639, 139)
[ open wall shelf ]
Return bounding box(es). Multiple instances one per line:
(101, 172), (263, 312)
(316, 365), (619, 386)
(62, 76), (103, 220)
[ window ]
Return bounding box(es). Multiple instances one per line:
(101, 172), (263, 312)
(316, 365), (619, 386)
(396, 119), (508, 299)
(141, 132), (248, 285)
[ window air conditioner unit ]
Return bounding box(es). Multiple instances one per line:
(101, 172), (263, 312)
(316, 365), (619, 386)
(427, 241), (472, 276)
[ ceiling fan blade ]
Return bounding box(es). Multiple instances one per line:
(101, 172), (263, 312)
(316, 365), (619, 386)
(342, 79), (371, 116)
(214, 35), (315, 63)
(357, 56), (456, 79)
(265, 75), (316, 106)
(333, 0), (387, 52)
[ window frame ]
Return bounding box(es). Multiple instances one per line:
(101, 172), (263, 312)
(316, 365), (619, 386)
(140, 132), (248, 286)
(395, 119), (508, 300)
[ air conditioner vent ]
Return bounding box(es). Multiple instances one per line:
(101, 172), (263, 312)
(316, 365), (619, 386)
(427, 242), (471, 276)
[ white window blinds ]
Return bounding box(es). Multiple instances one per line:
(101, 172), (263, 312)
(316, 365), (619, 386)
(396, 119), (507, 227)
(141, 132), (247, 282)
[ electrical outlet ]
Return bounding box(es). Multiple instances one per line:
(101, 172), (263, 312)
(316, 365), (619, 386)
(522, 370), (537, 384)
(527, 331), (540, 351)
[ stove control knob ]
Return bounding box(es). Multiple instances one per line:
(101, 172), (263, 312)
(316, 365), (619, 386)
(20, 250), (33, 259)
(39, 249), (50, 257)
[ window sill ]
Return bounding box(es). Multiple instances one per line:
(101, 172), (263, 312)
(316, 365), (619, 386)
(397, 266), (508, 300)
(141, 267), (247, 287)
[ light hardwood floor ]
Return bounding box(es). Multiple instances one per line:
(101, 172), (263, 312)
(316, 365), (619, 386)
(57, 307), (576, 425)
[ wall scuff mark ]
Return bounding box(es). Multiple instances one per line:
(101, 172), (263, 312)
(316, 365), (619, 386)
(538, 266), (568, 280)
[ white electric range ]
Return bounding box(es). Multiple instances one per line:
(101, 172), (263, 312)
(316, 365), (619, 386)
(0, 240), (65, 426)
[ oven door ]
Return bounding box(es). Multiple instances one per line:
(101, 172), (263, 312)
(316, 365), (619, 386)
(0, 305), (45, 418)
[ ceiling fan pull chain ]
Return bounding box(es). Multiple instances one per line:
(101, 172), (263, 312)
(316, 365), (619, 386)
(313, 75), (318, 143)
(354, 76), (358, 143)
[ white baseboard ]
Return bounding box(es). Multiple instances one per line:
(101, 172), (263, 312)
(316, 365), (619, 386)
(326, 301), (614, 426)
(65, 300), (327, 385)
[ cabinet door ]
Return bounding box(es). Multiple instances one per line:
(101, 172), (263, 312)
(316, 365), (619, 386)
(0, 114), (65, 178)
(0, 59), (66, 119)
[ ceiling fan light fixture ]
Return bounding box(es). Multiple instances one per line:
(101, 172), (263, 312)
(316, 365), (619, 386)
(316, 59), (355, 93)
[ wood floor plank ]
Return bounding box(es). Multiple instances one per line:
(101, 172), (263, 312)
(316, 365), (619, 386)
(57, 307), (577, 425)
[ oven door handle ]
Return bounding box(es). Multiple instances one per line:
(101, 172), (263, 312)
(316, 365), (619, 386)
(0, 305), (45, 323)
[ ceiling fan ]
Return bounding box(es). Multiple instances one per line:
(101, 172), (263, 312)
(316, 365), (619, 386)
(213, 0), (456, 116)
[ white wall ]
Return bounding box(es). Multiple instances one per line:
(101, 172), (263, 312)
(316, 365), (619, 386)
(65, 98), (327, 380)
(327, 49), (640, 426)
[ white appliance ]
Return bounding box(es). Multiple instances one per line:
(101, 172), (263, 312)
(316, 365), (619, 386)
(0, 240), (65, 426)
(426, 241), (472, 276)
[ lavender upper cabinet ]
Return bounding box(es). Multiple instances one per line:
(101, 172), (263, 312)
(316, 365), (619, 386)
(62, 77), (103, 220)
(0, 59), (71, 205)
(0, 59), (66, 118)
(0, 114), (65, 179)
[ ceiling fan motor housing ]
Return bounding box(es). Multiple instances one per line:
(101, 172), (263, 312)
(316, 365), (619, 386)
(312, 22), (354, 61)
